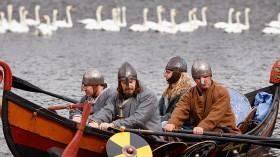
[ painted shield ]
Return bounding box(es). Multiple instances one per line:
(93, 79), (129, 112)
(106, 132), (152, 157)
(270, 58), (280, 84)
(226, 87), (251, 125)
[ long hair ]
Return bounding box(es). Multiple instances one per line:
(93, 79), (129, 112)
(117, 79), (143, 99)
(163, 72), (193, 98)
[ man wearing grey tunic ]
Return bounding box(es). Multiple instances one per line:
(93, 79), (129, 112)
(69, 67), (115, 123)
(88, 62), (161, 132)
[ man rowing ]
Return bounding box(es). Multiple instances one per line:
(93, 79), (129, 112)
(164, 59), (241, 135)
(88, 62), (162, 133)
(69, 67), (115, 123)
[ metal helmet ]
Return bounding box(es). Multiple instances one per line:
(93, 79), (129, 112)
(82, 67), (104, 86)
(165, 56), (187, 72)
(191, 59), (212, 79)
(118, 62), (137, 81)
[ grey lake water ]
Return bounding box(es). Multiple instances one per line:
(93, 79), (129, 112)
(0, 0), (280, 156)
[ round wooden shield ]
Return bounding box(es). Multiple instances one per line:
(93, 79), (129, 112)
(106, 132), (152, 157)
(181, 141), (217, 157)
(226, 86), (251, 125)
(152, 142), (188, 157)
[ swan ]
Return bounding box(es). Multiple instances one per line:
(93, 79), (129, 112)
(177, 10), (195, 32)
(239, 8), (250, 30)
(56, 5), (73, 28)
(26, 5), (41, 26)
(0, 11), (9, 31)
(17, 10), (30, 33)
(0, 12), (7, 33)
(190, 8), (199, 30)
(7, 5), (23, 32)
(50, 9), (58, 31)
(265, 12), (280, 28)
(156, 8), (178, 34)
(192, 7), (208, 27)
(129, 8), (149, 32)
(35, 15), (53, 36)
(160, 7), (174, 27)
(101, 8), (120, 32)
(84, 6), (103, 30)
(146, 5), (163, 31)
(224, 11), (242, 33)
(77, 5), (103, 25)
(214, 8), (234, 29)
(119, 6), (127, 27)
(9, 6), (28, 33)
(262, 27), (280, 34)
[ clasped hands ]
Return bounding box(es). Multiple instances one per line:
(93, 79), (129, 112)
(88, 121), (115, 130)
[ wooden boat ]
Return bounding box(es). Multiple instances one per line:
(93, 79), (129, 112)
(0, 59), (280, 157)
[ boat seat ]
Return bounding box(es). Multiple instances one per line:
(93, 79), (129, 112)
(226, 87), (252, 126)
(47, 147), (64, 157)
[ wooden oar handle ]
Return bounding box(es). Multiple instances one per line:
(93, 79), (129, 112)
(61, 101), (92, 157)
(47, 103), (85, 110)
(117, 127), (280, 149)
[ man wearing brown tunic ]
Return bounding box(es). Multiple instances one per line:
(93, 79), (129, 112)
(164, 59), (241, 135)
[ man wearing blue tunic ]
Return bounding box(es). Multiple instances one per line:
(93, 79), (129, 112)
(88, 62), (161, 132)
(69, 67), (115, 123)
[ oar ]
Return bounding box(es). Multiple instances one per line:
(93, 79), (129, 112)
(61, 101), (92, 157)
(47, 103), (84, 110)
(12, 76), (78, 103)
(173, 129), (280, 143)
(117, 127), (280, 149)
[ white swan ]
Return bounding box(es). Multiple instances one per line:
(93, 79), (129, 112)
(35, 15), (53, 36)
(129, 8), (149, 32)
(192, 7), (208, 27)
(7, 5), (23, 32)
(224, 11), (242, 33)
(0, 11), (9, 31)
(17, 10), (29, 33)
(262, 27), (280, 34)
(9, 6), (28, 33)
(214, 8), (234, 29)
(0, 12), (7, 34)
(156, 8), (178, 34)
(265, 12), (280, 28)
(190, 8), (199, 30)
(160, 7), (174, 27)
(146, 5), (163, 31)
(50, 9), (58, 31)
(119, 6), (127, 27)
(26, 5), (41, 26)
(239, 8), (250, 30)
(84, 6), (103, 30)
(101, 8), (120, 32)
(177, 10), (195, 32)
(56, 5), (73, 28)
(77, 5), (103, 25)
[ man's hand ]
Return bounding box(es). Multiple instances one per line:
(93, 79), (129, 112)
(99, 122), (114, 130)
(72, 116), (82, 123)
(193, 127), (203, 135)
(88, 121), (99, 128)
(164, 124), (175, 132)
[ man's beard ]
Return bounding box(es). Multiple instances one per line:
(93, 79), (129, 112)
(124, 92), (133, 98)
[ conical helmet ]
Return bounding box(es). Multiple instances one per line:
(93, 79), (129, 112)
(165, 56), (187, 72)
(191, 59), (212, 79)
(118, 62), (137, 81)
(82, 67), (104, 86)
